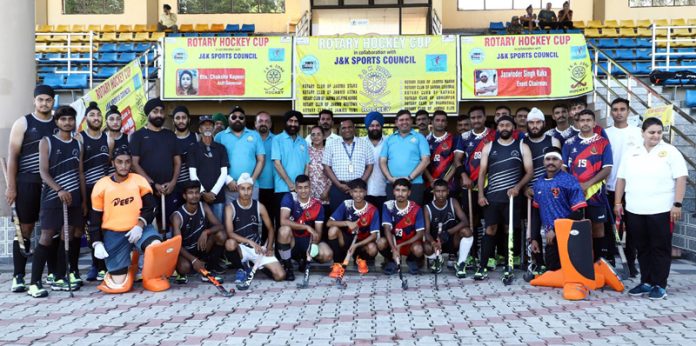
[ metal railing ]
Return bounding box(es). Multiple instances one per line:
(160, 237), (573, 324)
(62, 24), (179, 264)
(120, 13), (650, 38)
(35, 31), (94, 89)
(295, 10), (311, 37)
(651, 25), (696, 71)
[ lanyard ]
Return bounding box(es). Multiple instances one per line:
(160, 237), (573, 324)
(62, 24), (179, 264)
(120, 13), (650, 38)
(342, 141), (355, 161)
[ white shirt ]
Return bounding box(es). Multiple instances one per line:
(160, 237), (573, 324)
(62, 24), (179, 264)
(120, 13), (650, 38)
(605, 125), (643, 191)
(362, 136), (387, 197)
(475, 79), (497, 96)
(323, 138), (374, 182)
(305, 132), (341, 146)
(617, 140), (687, 214)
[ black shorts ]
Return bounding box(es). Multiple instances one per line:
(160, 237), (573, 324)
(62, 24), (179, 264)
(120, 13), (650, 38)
(40, 206), (84, 231)
(292, 236), (311, 260)
(483, 202), (520, 228)
(584, 205), (608, 224)
(15, 181), (43, 224)
(460, 189), (484, 227)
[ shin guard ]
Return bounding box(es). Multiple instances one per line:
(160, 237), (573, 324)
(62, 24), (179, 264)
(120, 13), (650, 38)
(142, 235), (181, 292)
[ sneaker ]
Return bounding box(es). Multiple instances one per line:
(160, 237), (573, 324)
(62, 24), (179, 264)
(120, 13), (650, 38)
(473, 267), (488, 281)
(282, 260), (295, 281)
(430, 257), (443, 274)
(11, 275), (26, 293)
(86, 266), (99, 282)
(298, 258), (308, 273)
(97, 270), (106, 281)
(454, 262), (466, 279)
(628, 263), (639, 278)
(51, 279), (80, 291)
(383, 261), (397, 275)
(648, 285), (667, 300)
(513, 256), (521, 268)
(329, 263), (344, 278)
(45, 273), (55, 285)
(69, 272), (84, 287)
(26, 282), (48, 298)
(628, 283), (652, 296)
(496, 255), (505, 267)
(446, 254), (455, 269)
(234, 269), (248, 284)
(486, 258), (497, 271)
(464, 256), (476, 269)
(407, 260), (420, 275)
(175, 274), (188, 284)
(200, 273), (223, 284)
(356, 258), (368, 274)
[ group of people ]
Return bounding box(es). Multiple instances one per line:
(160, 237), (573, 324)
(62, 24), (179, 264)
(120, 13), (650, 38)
(6, 84), (686, 300)
(509, 1), (574, 34)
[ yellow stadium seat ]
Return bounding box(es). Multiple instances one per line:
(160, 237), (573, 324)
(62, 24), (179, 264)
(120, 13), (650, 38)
(54, 25), (70, 33)
(653, 19), (669, 27)
(604, 20), (619, 28)
(150, 32), (165, 41)
(71, 25), (85, 32)
(619, 28), (637, 38)
(47, 34), (68, 42)
(35, 34), (49, 43)
(619, 20), (635, 28)
(97, 32), (117, 42)
(671, 18), (686, 26)
(673, 28), (693, 37)
(586, 20), (602, 29)
(194, 24), (209, 32)
(688, 19), (696, 26)
(602, 28), (619, 38)
(102, 24), (116, 32)
(134, 32), (150, 41)
(87, 24), (101, 32)
(117, 25), (133, 33)
(584, 28), (601, 38)
(572, 21), (584, 29)
(636, 19), (652, 28)
(179, 24), (194, 32)
(36, 25), (52, 32)
(116, 32), (134, 42)
(72, 33), (89, 42)
(146, 24), (158, 32)
(134, 24), (147, 32)
(210, 23), (225, 32)
(636, 27), (653, 37)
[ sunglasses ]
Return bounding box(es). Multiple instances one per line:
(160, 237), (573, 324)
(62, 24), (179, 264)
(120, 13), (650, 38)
(230, 115), (245, 121)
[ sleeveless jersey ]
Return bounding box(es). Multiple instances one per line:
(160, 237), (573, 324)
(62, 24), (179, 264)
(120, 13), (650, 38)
(18, 114), (58, 183)
(176, 132), (198, 184)
(173, 202), (207, 253)
(41, 135), (81, 209)
(107, 133), (129, 175)
(523, 134), (554, 185)
(545, 126), (578, 146)
(425, 198), (458, 238)
(561, 134), (613, 207)
(81, 131), (110, 186)
(231, 200), (262, 244)
(426, 132), (457, 189)
(485, 139), (523, 203)
(455, 128), (496, 187)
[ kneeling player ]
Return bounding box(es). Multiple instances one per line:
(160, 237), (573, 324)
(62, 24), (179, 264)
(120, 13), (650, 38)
(423, 179), (473, 278)
(172, 180), (226, 284)
(378, 179), (426, 275)
(224, 173), (285, 282)
(276, 175), (332, 281)
(326, 179), (380, 277)
(89, 147), (181, 294)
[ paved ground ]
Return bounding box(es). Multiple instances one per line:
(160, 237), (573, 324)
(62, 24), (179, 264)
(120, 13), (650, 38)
(2, 259), (696, 346)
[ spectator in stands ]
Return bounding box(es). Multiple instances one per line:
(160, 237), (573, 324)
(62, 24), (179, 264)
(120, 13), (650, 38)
(538, 2), (558, 29)
(158, 4), (178, 33)
(520, 5), (537, 31)
(212, 113), (227, 136)
(507, 16), (523, 35)
(176, 70), (197, 96)
(557, 1), (573, 29)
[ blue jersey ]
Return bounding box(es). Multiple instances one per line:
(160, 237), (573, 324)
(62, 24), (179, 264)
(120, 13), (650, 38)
(280, 192), (324, 238)
(532, 171), (587, 231)
(330, 200), (380, 240)
(545, 127), (579, 146)
(562, 134), (613, 207)
(381, 200), (425, 241)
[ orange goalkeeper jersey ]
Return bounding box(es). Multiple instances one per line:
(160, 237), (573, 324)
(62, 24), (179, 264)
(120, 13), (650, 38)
(91, 173), (153, 232)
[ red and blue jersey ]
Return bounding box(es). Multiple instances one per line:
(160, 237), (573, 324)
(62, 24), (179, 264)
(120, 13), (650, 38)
(330, 200), (380, 240)
(427, 132), (457, 189)
(562, 134), (613, 207)
(382, 200), (425, 242)
(455, 128), (496, 186)
(532, 171), (587, 231)
(281, 192), (324, 238)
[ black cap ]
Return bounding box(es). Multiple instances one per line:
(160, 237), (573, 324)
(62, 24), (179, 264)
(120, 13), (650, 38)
(144, 97), (164, 116)
(229, 106), (245, 115)
(283, 110), (303, 124)
(173, 105), (190, 116)
(34, 85), (55, 98)
(113, 146), (131, 158)
(199, 115), (214, 125)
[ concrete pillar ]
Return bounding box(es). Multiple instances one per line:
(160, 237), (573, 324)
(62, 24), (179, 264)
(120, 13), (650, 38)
(0, 0), (35, 219)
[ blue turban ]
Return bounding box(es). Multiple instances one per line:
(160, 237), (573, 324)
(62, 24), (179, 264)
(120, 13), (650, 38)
(365, 111), (384, 127)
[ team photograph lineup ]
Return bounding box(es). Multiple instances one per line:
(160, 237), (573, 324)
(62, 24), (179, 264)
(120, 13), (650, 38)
(5, 84), (686, 302)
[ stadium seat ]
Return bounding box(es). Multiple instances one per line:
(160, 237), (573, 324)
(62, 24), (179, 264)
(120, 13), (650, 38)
(179, 24), (194, 32)
(241, 24), (255, 33)
(42, 74), (64, 88)
(636, 38), (652, 48)
(134, 42), (152, 52)
(615, 49), (636, 60)
(116, 52), (137, 63)
(586, 20), (602, 29)
(602, 28), (619, 37)
(150, 32), (165, 41)
(636, 49), (651, 60)
(134, 24), (148, 32)
(97, 32), (117, 42)
(619, 20), (635, 28)
(636, 19), (652, 28)
(210, 24), (225, 32)
(572, 21), (585, 29)
(168, 33), (183, 37)
(653, 19), (669, 27)
(117, 25), (132, 33)
(635, 62), (652, 74)
(36, 25), (52, 32)
(598, 38), (618, 49)
(116, 43), (135, 52)
(134, 32), (150, 41)
(686, 89), (696, 107)
(199, 33), (215, 37)
(671, 18), (686, 26)
(116, 32), (134, 42)
(146, 24), (158, 32)
(71, 25), (85, 32)
(619, 28), (637, 38)
(96, 52), (118, 63)
(45, 53), (63, 61)
(584, 28), (601, 38)
(624, 62), (639, 74)
(35, 53), (44, 61)
(64, 74), (88, 89)
(182, 33), (198, 37)
(617, 38), (635, 48)
(139, 51), (155, 63)
(225, 24), (240, 32)
(54, 25), (70, 33)
(604, 20), (619, 29)
(95, 67), (118, 79)
(102, 25), (116, 32)
(636, 27), (653, 37)
(87, 24), (101, 32)
(566, 29), (582, 34)
(99, 43), (117, 52)
(195, 24), (209, 32)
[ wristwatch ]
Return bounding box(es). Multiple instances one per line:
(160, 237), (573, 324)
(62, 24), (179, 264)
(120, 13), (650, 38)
(674, 202), (683, 208)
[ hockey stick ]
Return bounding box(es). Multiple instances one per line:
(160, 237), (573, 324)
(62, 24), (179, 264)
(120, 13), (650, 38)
(336, 231), (359, 289)
(63, 203), (73, 297)
(1, 158), (31, 257)
(198, 268), (235, 297)
(160, 193), (166, 233)
(606, 200), (629, 280)
(296, 241), (314, 289)
(397, 253), (408, 290)
(502, 195), (514, 285)
(434, 222), (443, 290)
(236, 257), (263, 291)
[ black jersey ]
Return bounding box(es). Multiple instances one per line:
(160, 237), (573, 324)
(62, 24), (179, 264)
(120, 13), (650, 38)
(176, 132), (198, 184)
(81, 131), (110, 186)
(107, 133), (129, 175)
(173, 202), (207, 253)
(231, 200), (262, 244)
(485, 139), (524, 203)
(425, 198), (458, 238)
(523, 134), (554, 185)
(40, 135), (81, 209)
(18, 114), (58, 183)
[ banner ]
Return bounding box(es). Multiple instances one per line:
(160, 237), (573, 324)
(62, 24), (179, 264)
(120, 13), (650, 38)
(161, 36), (293, 100)
(295, 35), (458, 116)
(73, 59), (147, 135)
(459, 34), (593, 100)
(644, 105), (674, 126)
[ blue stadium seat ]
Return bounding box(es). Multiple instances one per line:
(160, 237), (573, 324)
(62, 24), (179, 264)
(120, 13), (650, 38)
(35, 53), (43, 60)
(625, 62), (639, 74)
(636, 38), (652, 48)
(142, 67), (158, 79)
(549, 29), (564, 34)
(635, 49), (651, 60)
(117, 43), (135, 52)
(99, 43), (117, 53)
(599, 38), (619, 49)
(97, 53), (118, 63)
(94, 67), (118, 79)
(615, 49), (636, 60)
(686, 89), (696, 107)
(225, 24), (240, 32)
(183, 33), (198, 37)
(45, 53), (64, 61)
(586, 38), (600, 47)
(139, 51), (155, 63)
(489, 22), (505, 30)
(635, 62), (652, 74)
(42, 74), (64, 88)
(134, 42), (151, 52)
(566, 29), (582, 34)
(240, 24), (255, 33)
(116, 52), (137, 63)
(199, 32), (215, 37)
(617, 38), (635, 48)
(64, 74), (88, 89)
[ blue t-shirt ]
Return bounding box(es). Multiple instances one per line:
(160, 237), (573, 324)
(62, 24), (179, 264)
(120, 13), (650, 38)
(330, 200), (380, 239)
(380, 130), (430, 184)
(381, 200), (425, 241)
(257, 133), (275, 189)
(280, 192), (324, 238)
(271, 132), (310, 193)
(562, 134), (613, 207)
(533, 170), (587, 231)
(214, 127), (265, 181)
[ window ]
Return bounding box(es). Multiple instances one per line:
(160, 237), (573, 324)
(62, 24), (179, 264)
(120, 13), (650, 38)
(458, 0), (567, 10)
(629, 0), (696, 6)
(62, 0), (124, 14)
(178, 0), (285, 14)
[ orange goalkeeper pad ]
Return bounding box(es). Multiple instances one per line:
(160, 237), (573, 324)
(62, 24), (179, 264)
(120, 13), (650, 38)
(98, 251), (139, 294)
(555, 219), (597, 290)
(142, 235), (181, 292)
(595, 258), (625, 292)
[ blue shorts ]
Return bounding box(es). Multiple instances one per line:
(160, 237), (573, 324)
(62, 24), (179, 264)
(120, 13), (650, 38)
(103, 225), (161, 272)
(292, 236), (311, 260)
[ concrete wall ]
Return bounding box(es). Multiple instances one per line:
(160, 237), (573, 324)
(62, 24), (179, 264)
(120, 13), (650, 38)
(44, 0), (149, 25)
(602, 1), (696, 21)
